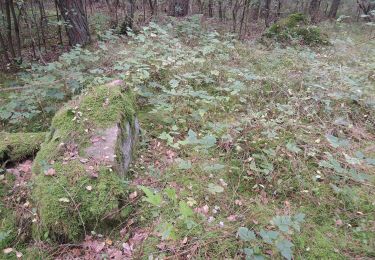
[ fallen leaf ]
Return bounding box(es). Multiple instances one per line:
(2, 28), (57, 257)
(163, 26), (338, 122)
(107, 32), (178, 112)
(44, 168), (56, 176)
(335, 219), (343, 226)
(181, 236), (188, 244)
(3, 248), (13, 254)
(80, 158), (89, 164)
(123, 242), (133, 257)
(129, 191), (138, 199)
(235, 199), (243, 206)
(105, 238), (113, 246)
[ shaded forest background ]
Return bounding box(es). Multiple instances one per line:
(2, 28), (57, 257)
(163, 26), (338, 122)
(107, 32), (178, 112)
(0, 0), (374, 70)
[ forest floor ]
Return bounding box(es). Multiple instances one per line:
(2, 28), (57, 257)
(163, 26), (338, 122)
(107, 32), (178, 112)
(1, 19), (375, 259)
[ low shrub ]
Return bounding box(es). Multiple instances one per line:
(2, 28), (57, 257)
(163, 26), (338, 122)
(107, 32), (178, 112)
(264, 13), (329, 46)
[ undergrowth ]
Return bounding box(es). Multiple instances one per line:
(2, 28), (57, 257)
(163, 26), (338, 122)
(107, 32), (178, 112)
(0, 17), (374, 259)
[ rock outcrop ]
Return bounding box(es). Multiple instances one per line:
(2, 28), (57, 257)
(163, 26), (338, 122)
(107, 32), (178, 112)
(31, 81), (139, 241)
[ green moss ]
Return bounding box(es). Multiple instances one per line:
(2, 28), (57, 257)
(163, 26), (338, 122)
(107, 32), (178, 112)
(294, 224), (346, 259)
(0, 132), (46, 163)
(33, 161), (127, 242)
(32, 85), (136, 174)
(0, 205), (17, 251)
(265, 13), (329, 46)
(31, 84), (137, 242)
(0, 172), (17, 251)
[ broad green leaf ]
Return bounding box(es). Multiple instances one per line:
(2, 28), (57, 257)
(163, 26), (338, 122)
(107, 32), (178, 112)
(276, 239), (293, 260)
(202, 163), (225, 172)
(139, 186), (162, 206)
(179, 201), (194, 219)
(271, 216), (292, 233)
(207, 183), (224, 194)
(177, 159), (192, 170)
(237, 227), (256, 241)
(158, 222), (176, 240)
(260, 229), (279, 244)
(286, 141), (302, 154)
(158, 132), (174, 144)
(325, 134), (349, 148)
(243, 248), (265, 260)
(164, 187), (177, 203)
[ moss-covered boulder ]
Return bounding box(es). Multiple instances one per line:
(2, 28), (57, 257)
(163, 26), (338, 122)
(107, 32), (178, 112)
(0, 132), (46, 163)
(264, 13), (329, 46)
(31, 83), (139, 242)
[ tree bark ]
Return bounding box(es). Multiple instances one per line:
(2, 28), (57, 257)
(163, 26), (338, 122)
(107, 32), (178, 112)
(0, 31), (11, 66)
(56, 0), (90, 46)
(264, 0), (272, 27)
(328, 0), (340, 18)
(218, 0), (224, 20)
(208, 0), (213, 17)
(250, 1), (260, 21)
(5, 0), (16, 58)
(9, 0), (21, 62)
(309, 0), (322, 23)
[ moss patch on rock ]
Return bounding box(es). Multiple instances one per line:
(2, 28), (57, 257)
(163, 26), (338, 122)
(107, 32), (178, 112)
(33, 161), (127, 242)
(0, 174), (17, 251)
(264, 13), (329, 46)
(32, 84), (138, 242)
(0, 132), (46, 163)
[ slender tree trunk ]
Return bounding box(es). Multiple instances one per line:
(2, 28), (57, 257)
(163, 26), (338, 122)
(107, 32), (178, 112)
(232, 0), (240, 32)
(9, 0), (21, 62)
(208, 0), (213, 17)
(218, 0), (224, 20)
(55, 0), (63, 45)
(239, 0), (250, 38)
(264, 0), (272, 27)
(276, 0), (282, 19)
(250, 1), (260, 21)
(0, 31), (11, 65)
(309, 0), (321, 23)
(5, 0), (16, 59)
(37, 0), (47, 51)
(149, 0), (156, 15)
(56, 0), (91, 46)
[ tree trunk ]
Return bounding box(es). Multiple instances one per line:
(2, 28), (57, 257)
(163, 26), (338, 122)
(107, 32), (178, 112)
(168, 0), (189, 17)
(309, 0), (321, 23)
(276, 0), (282, 19)
(218, 0), (224, 20)
(208, 0), (213, 17)
(328, 0), (340, 18)
(264, 0), (272, 27)
(56, 0), (90, 46)
(5, 0), (16, 59)
(250, 1), (260, 21)
(9, 0), (21, 62)
(0, 31), (11, 66)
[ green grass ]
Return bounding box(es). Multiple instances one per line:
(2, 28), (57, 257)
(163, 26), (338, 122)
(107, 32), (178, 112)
(127, 21), (375, 259)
